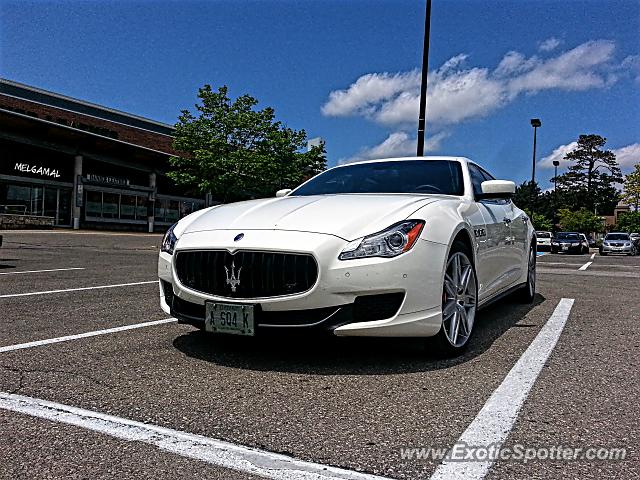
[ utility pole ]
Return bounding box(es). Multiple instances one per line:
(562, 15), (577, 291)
(416, 0), (432, 156)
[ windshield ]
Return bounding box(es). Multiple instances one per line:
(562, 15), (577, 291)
(605, 233), (630, 241)
(292, 160), (465, 196)
(556, 233), (580, 241)
(536, 232), (552, 238)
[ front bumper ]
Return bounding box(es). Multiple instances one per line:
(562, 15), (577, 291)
(536, 241), (551, 251)
(158, 229), (447, 337)
(551, 243), (583, 253)
(601, 244), (633, 254)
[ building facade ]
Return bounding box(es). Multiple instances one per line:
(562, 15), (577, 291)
(0, 78), (206, 231)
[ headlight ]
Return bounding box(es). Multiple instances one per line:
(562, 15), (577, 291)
(161, 223), (178, 255)
(571, 242), (579, 247)
(338, 220), (424, 260)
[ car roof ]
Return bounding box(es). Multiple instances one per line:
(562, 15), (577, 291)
(334, 156), (470, 168)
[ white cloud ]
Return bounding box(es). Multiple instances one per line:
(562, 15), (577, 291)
(539, 142), (640, 171)
(321, 71), (419, 118)
(538, 37), (562, 52)
(340, 131), (449, 164)
(538, 142), (579, 169)
(613, 143), (640, 169)
(621, 55), (640, 83)
(322, 39), (627, 128)
(506, 40), (617, 95)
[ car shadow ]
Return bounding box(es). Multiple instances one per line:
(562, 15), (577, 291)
(172, 293), (546, 375)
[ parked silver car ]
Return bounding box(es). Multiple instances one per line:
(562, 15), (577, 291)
(600, 232), (635, 256)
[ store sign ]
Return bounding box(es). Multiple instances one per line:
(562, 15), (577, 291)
(14, 163), (61, 178)
(85, 173), (130, 187)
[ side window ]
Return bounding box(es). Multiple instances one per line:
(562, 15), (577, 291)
(468, 164), (485, 198)
(479, 168), (495, 181)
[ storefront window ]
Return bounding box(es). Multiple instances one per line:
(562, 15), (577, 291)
(154, 200), (165, 222)
(44, 188), (57, 218)
(102, 193), (119, 219)
(58, 189), (72, 226)
(166, 200), (179, 222)
(4, 185), (30, 214)
(31, 187), (43, 215)
(86, 191), (102, 218)
(120, 195), (136, 220)
(136, 196), (148, 220)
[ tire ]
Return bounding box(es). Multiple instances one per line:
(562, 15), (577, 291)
(429, 241), (478, 357)
(516, 243), (536, 303)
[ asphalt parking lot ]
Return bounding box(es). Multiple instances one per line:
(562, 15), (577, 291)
(0, 231), (638, 480)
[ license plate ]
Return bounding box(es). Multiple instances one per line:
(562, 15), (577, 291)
(205, 302), (255, 336)
(562, 245), (568, 250)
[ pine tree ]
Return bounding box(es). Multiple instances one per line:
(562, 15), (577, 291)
(555, 135), (622, 214)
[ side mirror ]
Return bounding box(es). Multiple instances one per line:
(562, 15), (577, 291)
(477, 180), (515, 200)
(276, 188), (292, 198)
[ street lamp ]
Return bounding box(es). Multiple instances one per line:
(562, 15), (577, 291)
(553, 159), (559, 230)
(530, 118), (541, 216)
(416, 0), (432, 156)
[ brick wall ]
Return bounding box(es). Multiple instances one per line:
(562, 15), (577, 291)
(0, 94), (175, 154)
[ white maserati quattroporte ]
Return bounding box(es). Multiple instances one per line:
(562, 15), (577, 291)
(159, 157), (536, 355)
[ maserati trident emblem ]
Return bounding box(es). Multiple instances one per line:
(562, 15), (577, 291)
(224, 262), (242, 292)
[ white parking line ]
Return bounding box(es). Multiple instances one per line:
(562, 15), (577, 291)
(0, 280), (158, 299)
(429, 298), (575, 480)
(0, 318), (177, 353)
(578, 261), (593, 271)
(0, 267), (85, 276)
(590, 252), (596, 260)
(0, 392), (389, 480)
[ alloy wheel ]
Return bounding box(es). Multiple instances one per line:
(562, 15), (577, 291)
(442, 252), (477, 348)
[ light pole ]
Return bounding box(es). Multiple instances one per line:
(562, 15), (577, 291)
(553, 160), (559, 230)
(416, 0), (432, 156)
(530, 118), (541, 216)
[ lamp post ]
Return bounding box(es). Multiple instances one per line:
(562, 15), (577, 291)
(553, 160), (559, 230)
(416, 0), (432, 156)
(530, 118), (541, 216)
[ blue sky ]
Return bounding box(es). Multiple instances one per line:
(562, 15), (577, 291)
(1, 0), (639, 188)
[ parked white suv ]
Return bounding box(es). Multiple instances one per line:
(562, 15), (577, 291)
(536, 231), (552, 251)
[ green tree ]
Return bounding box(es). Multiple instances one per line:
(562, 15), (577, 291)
(621, 164), (640, 211)
(554, 135), (622, 214)
(558, 208), (604, 233)
(523, 209), (553, 231)
(616, 211), (640, 232)
(168, 85), (326, 202)
(513, 181), (554, 220)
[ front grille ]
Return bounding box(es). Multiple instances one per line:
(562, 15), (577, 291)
(175, 250), (318, 298)
(611, 243), (623, 247)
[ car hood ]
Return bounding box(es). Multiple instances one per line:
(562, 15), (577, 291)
(181, 194), (446, 240)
